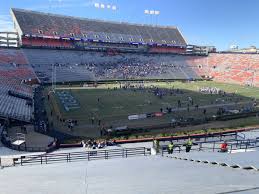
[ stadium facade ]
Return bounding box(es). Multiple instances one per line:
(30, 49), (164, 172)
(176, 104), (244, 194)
(10, 8), (187, 54)
(0, 8), (256, 86)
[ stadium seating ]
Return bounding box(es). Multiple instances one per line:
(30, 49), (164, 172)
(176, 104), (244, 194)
(23, 48), (200, 82)
(186, 53), (259, 87)
(12, 8), (186, 46)
(22, 37), (74, 48)
(0, 48), (28, 65)
(0, 77), (34, 122)
(0, 52), (35, 122)
(0, 63), (38, 82)
(0, 48), (37, 83)
(0, 46), (258, 86)
(0, 78), (33, 98)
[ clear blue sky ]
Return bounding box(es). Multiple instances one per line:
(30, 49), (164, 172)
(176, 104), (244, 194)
(1, 0), (259, 50)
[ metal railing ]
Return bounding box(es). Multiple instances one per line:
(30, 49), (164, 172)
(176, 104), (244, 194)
(161, 138), (259, 156)
(13, 147), (151, 166)
(158, 131), (245, 145)
(229, 139), (259, 153)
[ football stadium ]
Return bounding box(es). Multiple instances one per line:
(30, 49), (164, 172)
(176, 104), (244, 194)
(1, 1), (259, 193)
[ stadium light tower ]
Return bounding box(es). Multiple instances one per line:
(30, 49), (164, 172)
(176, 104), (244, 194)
(112, 5), (117, 10)
(94, 2), (117, 11)
(144, 9), (160, 25)
(144, 10), (149, 14)
(94, 3), (100, 8)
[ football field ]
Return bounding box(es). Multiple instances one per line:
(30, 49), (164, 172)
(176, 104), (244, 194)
(45, 81), (259, 137)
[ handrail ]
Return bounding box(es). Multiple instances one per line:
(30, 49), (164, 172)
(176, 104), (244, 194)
(237, 132), (246, 140)
(115, 129), (253, 144)
(163, 133), (243, 146)
(13, 147), (151, 166)
(161, 138), (259, 155)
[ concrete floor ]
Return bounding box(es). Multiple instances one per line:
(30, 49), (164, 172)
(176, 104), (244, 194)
(1, 155), (259, 194)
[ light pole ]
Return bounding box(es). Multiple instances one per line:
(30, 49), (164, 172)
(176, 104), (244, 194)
(51, 63), (57, 92)
(94, 3), (117, 11)
(144, 9), (160, 25)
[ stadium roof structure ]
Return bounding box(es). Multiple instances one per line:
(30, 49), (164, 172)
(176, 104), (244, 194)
(10, 8), (187, 46)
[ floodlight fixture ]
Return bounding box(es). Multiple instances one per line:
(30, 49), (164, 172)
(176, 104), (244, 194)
(149, 10), (155, 15)
(112, 5), (117, 10)
(94, 3), (100, 8)
(154, 10), (160, 15)
(144, 9), (160, 15)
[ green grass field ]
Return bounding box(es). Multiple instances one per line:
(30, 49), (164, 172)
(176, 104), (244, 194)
(45, 81), (259, 137)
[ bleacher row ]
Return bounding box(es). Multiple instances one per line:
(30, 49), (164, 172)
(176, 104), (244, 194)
(185, 54), (259, 87)
(23, 48), (200, 82)
(0, 77), (33, 98)
(12, 8), (186, 46)
(0, 94), (32, 122)
(0, 77), (34, 122)
(22, 38), (74, 48)
(0, 49), (38, 84)
(0, 48), (259, 86)
(0, 66), (37, 81)
(0, 48), (28, 65)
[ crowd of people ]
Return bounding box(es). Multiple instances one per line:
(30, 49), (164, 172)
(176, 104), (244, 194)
(81, 139), (116, 149)
(85, 62), (168, 80)
(79, 54), (195, 80)
(151, 86), (184, 99)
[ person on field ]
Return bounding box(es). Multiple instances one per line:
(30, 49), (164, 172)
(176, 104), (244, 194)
(185, 138), (193, 152)
(167, 141), (174, 154)
(91, 116), (95, 124)
(153, 138), (160, 152)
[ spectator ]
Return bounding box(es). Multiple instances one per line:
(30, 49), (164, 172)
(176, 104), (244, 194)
(219, 141), (228, 153)
(185, 138), (193, 153)
(167, 141), (174, 154)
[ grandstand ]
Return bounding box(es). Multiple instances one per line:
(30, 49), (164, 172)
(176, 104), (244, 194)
(19, 49), (259, 86)
(0, 48), (258, 86)
(0, 48), (27, 64)
(0, 76), (34, 122)
(0, 8), (258, 128)
(0, 49), (36, 123)
(0, 8), (257, 130)
(0, 5), (259, 194)
(23, 49), (200, 82)
(0, 8), (256, 86)
(11, 8), (186, 53)
(11, 8), (186, 45)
